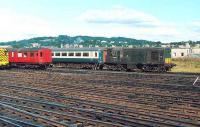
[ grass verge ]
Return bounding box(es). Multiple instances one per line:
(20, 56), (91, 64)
(171, 58), (200, 73)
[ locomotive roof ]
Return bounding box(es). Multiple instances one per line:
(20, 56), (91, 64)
(7, 48), (49, 52)
(51, 47), (106, 51)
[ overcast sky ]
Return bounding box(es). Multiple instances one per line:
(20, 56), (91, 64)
(0, 0), (200, 42)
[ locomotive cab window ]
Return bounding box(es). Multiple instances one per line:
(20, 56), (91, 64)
(111, 51), (116, 57)
(111, 51), (120, 59)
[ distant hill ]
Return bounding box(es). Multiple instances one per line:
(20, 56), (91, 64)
(0, 35), (161, 48)
(1, 35), (200, 48)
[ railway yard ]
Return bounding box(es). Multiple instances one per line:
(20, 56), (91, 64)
(0, 68), (199, 127)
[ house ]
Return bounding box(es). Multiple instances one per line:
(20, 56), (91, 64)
(171, 48), (200, 58)
(31, 43), (41, 48)
(171, 48), (192, 58)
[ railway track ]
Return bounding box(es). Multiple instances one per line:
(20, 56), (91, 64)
(0, 69), (199, 126)
(9, 68), (200, 88)
(0, 86), (199, 127)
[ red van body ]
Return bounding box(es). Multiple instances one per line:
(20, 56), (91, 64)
(8, 48), (52, 68)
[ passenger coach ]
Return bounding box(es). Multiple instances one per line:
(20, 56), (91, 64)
(8, 48), (52, 69)
(51, 48), (104, 69)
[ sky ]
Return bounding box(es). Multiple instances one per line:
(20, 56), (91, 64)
(0, 0), (200, 42)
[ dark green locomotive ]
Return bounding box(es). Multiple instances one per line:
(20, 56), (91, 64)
(103, 47), (174, 71)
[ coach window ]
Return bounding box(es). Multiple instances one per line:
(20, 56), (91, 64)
(68, 53), (74, 56)
(83, 52), (89, 57)
(18, 52), (22, 58)
(55, 53), (60, 56)
(40, 52), (43, 57)
(24, 52), (27, 57)
(62, 53), (67, 56)
(11, 52), (14, 57)
(90, 52), (93, 57)
(95, 52), (97, 57)
(75, 52), (81, 57)
(181, 53), (184, 56)
(30, 52), (34, 57)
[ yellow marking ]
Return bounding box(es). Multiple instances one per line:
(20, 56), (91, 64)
(0, 48), (9, 66)
(165, 58), (171, 64)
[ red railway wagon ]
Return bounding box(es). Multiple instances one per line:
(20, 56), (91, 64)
(8, 48), (52, 69)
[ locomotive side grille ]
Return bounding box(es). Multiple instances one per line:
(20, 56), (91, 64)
(151, 51), (159, 61)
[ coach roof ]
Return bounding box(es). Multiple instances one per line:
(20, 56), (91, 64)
(7, 48), (50, 52)
(51, 47), (106, 52)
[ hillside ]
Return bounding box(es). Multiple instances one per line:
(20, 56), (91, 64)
(0, 35), (160, 48)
